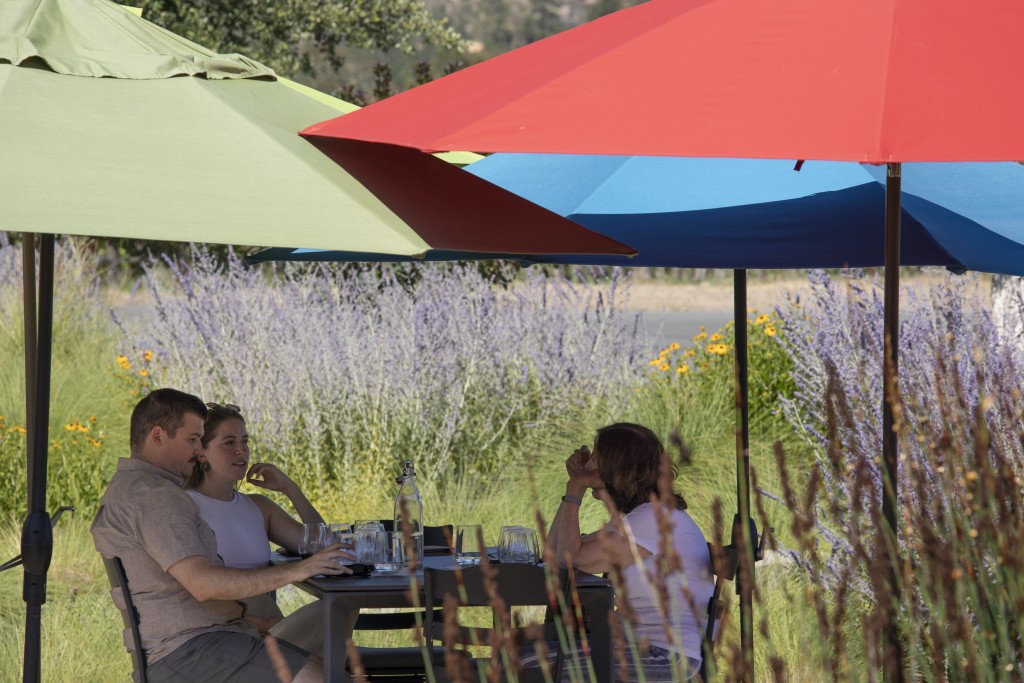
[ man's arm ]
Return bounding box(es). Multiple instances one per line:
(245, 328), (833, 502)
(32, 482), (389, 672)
(168, 544), (351, 602)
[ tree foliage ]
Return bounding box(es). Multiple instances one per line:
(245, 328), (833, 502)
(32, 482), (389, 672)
(136, 0), (464, 77)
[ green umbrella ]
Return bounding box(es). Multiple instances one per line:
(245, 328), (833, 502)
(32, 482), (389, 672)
(0, 0), (630, 256)
(0, 2), (633, 679)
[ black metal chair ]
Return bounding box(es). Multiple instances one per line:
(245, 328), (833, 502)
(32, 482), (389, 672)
(424, 563), (568, 683)
(101, 555), (148, 683)
(701, 528), (771, 681)
(346, 522), (455, 681)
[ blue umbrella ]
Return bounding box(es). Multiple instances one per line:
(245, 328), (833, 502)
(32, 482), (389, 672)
(464, 156), (1024, 272)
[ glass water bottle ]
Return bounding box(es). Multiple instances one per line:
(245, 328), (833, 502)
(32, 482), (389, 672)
(393, 459), (423, 563)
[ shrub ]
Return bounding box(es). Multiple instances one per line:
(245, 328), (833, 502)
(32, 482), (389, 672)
(769, 270), (1024, 679)
(119, 248), (650, 510)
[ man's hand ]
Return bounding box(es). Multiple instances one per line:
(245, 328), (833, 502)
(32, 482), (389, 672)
(290, 543), (357, 581)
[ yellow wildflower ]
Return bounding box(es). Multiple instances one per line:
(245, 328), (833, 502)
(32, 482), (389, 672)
(659, 363), (670, 372)
(764, 325), (777, 337)
(138, 369), (149, 377)
(12, 426), (27, 434)
(693, 332), (708, 343)
(648, 359), (661, 367)
(684, 349), (696, 358)
(668, 342), (681, 351)
(65, 423), (78, 432)
(77, 424), (90, 433)
(755, 314), (771, 325)
(709, 333), (723, 342)
(143, 350), (154, 362)
(676, 365), (689, 374)
(116, 354), (132, 370)
(89, 439), (103, 448)
(89, 415), (97, 423)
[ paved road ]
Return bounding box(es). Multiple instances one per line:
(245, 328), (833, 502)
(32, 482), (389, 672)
(115, 304), (734, 355)
(632, 309), (735, 352)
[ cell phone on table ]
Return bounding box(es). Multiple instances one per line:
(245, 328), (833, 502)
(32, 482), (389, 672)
(343, 563), (372, 577)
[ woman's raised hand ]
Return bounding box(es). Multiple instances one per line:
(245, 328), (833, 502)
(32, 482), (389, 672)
(246, 463), (295, 493)
(565, 445), (594, 477)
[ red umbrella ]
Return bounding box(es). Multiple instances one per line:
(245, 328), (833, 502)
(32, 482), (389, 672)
(299, 1), (1024, 678)
(303, 0), (1024, 161)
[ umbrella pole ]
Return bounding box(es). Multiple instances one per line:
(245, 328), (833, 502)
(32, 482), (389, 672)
(882, 165), (904, 683)
(733, 269), (755, 680)
(21, 232), (55, 683)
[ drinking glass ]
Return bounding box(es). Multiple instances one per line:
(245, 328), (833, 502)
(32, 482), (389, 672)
(373, 530), (404, 573)
(354, 522), (383, 563)
(299, 522), (329, 557)
(354, 520), (383, 530)
(498, 525), (526, 563)
(456, 524), (484, 566)
(523, 528), (540, 564)
(329, 523), (353, 548)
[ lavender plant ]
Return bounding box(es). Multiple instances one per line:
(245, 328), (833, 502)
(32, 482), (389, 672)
(119, 247), (649, 507)
(771, 269), (1024, 679)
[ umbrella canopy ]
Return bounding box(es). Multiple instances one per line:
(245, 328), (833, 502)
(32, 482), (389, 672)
(259, 158), (1024, 273)
(0, 0), (632, 259)
(469, 156), (1024, 271)
(300, 0), (1024, 162)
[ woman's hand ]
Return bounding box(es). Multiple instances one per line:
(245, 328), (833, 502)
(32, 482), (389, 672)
(566, 469), (604, 499)
(246, 463), (296, 494)
(565, 446), (595, 477)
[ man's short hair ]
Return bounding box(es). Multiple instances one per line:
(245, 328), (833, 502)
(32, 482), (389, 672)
(129, 388), (208, 454)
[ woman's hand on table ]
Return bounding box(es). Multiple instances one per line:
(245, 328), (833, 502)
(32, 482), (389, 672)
(292, 543), (356, 580)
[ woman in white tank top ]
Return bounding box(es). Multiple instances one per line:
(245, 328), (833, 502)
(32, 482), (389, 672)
(544, 423), (713, 681)
(184, 403), (335, 649)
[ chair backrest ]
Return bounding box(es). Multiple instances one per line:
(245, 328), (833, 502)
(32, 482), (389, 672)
(424, 564), (566, 683)
(101, 555), (148, 683)
(378, 520), (454, 548)
(704, 544), (737, 644)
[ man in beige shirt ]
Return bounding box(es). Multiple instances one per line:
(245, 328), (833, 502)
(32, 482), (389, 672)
(92, 388), (351, 682)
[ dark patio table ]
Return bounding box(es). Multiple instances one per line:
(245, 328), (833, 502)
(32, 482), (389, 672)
(273, 552), (614, 683)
